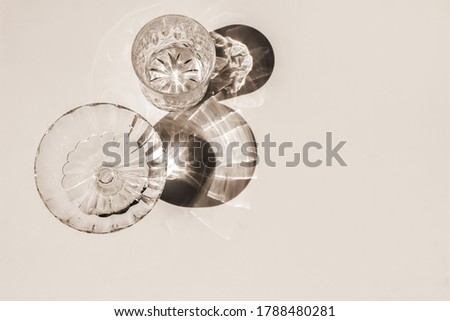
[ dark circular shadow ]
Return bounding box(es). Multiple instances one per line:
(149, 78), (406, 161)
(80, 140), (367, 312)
(204, 24), (275, 101)
(154, 99), (257, 207)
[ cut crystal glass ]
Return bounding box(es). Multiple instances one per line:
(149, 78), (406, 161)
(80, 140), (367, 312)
(131, 14), (216, 111)
(34, 103), (166, 233)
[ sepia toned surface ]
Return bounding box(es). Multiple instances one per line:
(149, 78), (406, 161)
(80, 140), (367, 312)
(1, 0), (450, 300)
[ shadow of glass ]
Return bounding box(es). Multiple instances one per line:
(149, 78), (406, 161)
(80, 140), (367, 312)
(205, 24), (275, 101)
(155, 99), (257, 207)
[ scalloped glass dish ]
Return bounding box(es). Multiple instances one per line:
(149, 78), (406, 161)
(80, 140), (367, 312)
(34, 103), (166, 233)
(131, 14), (216, 111)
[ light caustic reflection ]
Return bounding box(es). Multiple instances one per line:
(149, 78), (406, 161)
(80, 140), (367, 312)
(155, 99), (257, 207)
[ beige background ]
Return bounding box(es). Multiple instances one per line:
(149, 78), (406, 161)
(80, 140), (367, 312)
(1, 0), (450, 300)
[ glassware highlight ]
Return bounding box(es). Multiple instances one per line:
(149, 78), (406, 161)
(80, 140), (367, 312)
(131, 15), (216, 111)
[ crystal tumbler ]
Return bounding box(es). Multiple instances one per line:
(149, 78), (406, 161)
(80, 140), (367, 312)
(132, 15), (216, 111)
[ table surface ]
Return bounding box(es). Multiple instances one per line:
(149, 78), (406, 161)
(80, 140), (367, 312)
(1, 0), (450, 300)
